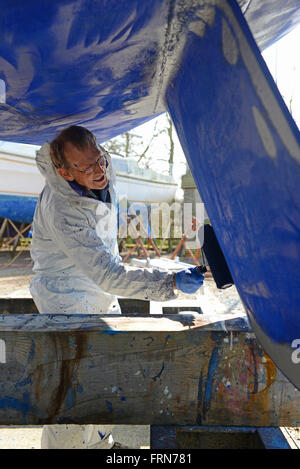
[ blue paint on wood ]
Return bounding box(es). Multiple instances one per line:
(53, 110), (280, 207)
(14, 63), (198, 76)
(28, 340), (35, 362)
(65, 388), (76, 410)
(144, 336), (154, 346)
(16, 376), (32, 389)
(98, 431), (106, 440)
(258, 428), (293, 449)
(101, 329), (128, 336)
(0, 392), (31, 422)
(196, 370), (203, 425)
(105, 400), (113, 413)
(203, 347), (219, 419)
(152, 362), (165, 382)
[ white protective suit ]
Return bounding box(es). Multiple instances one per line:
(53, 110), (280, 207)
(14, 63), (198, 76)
(30, 142), (177, 449)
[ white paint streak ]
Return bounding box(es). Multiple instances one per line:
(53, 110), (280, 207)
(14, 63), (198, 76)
(219, 0), (300, 163)
(0, 80), (6, 104)
(0, 339), (6, 363)
(189, 21), (206, 37)
(252, 105), (277, 158)
(222, 18), (239, 65)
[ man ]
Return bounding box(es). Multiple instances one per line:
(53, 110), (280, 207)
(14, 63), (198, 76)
(30, 125), (204, 449)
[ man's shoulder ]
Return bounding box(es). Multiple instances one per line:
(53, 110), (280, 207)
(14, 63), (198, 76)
(38, 184), (75, 219)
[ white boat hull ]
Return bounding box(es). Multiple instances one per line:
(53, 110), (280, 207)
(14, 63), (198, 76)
(0, 148), (178, 223)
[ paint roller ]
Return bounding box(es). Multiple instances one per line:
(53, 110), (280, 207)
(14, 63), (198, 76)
(197, 224), (234, 289)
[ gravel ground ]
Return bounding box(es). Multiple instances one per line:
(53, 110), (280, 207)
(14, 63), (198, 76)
(0, 249), (298, 449)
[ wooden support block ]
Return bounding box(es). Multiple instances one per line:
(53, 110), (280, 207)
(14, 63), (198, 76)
(0, 313), (298, 426)
(175, 426), (265, 449)
(0, 298), (39, 315)
(257, 427), (299, 449)
(151, 425), (295, 449)
(162, 306), (203, 315)
(119, 299), (150, 315)
(0, 298), (202, 315)
(0, 298), (150, 315)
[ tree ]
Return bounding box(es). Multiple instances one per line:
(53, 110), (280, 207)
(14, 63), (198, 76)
(103, 112), (186, 178)
(103, 131), (142, 158)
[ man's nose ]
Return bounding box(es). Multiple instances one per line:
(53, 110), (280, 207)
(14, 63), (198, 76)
(95, 160), (105, 174)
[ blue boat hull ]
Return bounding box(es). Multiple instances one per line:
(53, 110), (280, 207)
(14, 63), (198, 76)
(0, 0), (298, 145)
(166, 2), (300, 389)
(0, 195), (37, 224)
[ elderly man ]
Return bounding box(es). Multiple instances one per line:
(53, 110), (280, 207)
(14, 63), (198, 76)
(30, 125), (204, 449)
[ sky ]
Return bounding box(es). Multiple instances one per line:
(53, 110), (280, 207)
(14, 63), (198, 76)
(262, 24), (300, 127)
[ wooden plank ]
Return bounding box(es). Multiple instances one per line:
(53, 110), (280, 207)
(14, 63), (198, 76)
(0, 298), (150, 315)
(162, 306), (203, 315)
(0, 297), (204, 315)
(258, 427), (298, 450)
(0, 298), (39, 315)
(0, 313), (299, 426)
(151, 426), (294, 449)
(175, 426), (265, 449)
(278, 428), (300, 449)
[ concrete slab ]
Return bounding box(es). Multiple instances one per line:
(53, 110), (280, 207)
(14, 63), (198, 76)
(0, 425), (150, 449)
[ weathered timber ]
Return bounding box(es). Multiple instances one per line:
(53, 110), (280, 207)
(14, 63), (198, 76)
(150, 426), (294, 449)
(0, 313), (299, 426)
(162, 306), (203, 314)
(0, 298), (39, 315)
(0, 298), (150, 315)
(0, 297), (204, 315)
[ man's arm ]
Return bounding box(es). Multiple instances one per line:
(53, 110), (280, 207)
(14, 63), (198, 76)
(49, 205), (177, 302)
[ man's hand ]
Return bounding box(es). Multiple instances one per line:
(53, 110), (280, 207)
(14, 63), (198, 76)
(175, 267), (204, 294)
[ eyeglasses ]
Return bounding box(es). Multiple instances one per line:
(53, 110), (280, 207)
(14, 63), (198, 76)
(73, 153), (107, 175)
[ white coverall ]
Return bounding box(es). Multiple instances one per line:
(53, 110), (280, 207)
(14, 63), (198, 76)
(30, 142), (177, 449)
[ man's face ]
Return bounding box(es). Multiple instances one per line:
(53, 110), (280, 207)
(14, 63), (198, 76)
(57, 142), (108, 190)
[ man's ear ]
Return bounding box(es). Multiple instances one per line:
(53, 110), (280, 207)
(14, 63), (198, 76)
(57, 167), (75, 181)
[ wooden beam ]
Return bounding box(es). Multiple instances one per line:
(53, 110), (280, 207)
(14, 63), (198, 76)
(0, 298), (39, 315)
(0, 313), (299, 426)
(151, 426), (295, 449)
(0, 298), (150, 315)
(0, 297), (202, 315)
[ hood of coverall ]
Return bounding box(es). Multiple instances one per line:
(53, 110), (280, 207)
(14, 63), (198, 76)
(35, 141), (115, 200)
